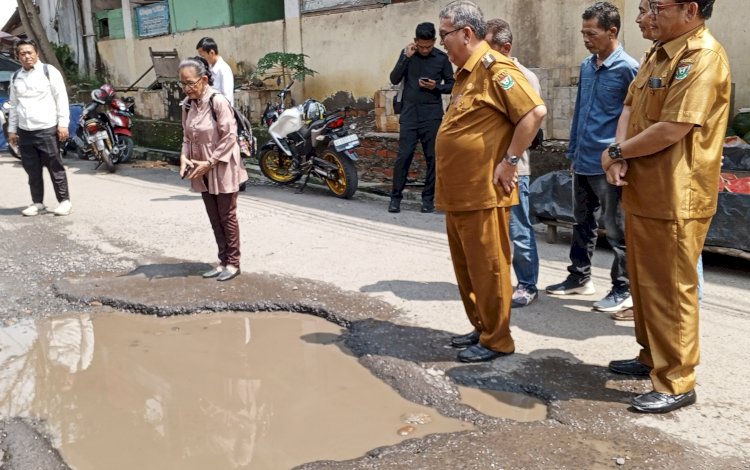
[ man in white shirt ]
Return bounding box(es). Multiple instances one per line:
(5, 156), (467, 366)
(196, 37), (234, 106)
(7, 39), (72, 216)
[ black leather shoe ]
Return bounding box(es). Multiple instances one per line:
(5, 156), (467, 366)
(388, 199), (401, 213)
(450, 330), (481, 348)
(631, 390), (696, 413)
(608, 358), (652, 377)
(457, 344), (512, 363)
(420, 202), (435, 213)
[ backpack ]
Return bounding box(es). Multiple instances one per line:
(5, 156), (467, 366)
(207, 93), (256, 158)
(12, 64), (50, 85)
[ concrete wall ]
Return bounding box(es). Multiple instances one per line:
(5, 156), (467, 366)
(95, 0), (749, 136)
(97, 20), (286, 89)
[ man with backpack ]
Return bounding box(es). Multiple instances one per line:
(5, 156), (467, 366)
(7, 39), (72, 217)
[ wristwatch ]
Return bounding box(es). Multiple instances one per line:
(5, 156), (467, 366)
(607, 143), (623, 160)
(504, 155), (520, 166)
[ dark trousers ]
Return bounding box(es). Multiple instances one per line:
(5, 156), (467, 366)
(567, 173), (629, 292)
(201, 191), (241, 269)
(18, 127), (69, 204)
(390, 121), (439, 203)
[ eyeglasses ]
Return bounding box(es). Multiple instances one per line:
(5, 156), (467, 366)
(179, 78), (202, 89)
(648, 1), (685, 14)
(439, 27), (464, 42)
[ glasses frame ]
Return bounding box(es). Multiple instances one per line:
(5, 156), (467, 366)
(179, 78), (203, 90)
(439, 27), (464, 42)
(648, 1), (686, 15)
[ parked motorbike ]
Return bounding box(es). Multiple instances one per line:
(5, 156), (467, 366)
(1, 101), (20, 159)
(258, 82), (360, 199)
(73, 84), (135, 172)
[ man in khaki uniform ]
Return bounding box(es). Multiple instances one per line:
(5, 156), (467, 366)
(436, 1), (546, 363)
(602, 0), (729, 413)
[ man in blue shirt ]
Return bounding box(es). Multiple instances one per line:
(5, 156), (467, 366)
(545, 2), (638, 313)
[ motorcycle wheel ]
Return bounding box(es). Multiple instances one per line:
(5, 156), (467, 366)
(321, 149), (358, 199)
(259, 147), (302, 185)
(100, 148), (116, 173)
(116, 135), (134, 163)
(2, 122), (20, 160)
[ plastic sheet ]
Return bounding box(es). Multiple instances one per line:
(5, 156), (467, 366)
(529, 170), (749, 254)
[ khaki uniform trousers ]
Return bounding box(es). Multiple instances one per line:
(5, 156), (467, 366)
(625, 212), (711, 395)
(445, 207), (515, 354)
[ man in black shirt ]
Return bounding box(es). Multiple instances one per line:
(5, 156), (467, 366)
(388, 22), (454, 213)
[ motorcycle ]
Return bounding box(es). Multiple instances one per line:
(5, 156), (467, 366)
(1, 101), (20, 159)
(258, 82), (360, 199)
(73, 84), (135, 172)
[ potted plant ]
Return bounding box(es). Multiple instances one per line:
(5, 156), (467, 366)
(251, 52), (317, 88)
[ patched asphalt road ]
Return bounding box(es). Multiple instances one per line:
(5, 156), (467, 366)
(1, 153), (748, 469)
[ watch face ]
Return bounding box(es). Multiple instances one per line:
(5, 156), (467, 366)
(608, 145), (621, 159)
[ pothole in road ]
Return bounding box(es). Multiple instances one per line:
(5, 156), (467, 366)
(457, 386), (547, 422)
(0, 310), (547, 468)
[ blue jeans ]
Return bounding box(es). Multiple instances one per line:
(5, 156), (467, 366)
(569, 173), (629, 293)
(510, 176), (539, 292)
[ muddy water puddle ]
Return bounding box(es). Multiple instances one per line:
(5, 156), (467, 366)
(458, 386), (547, 422)
(0, 312), (472, 469)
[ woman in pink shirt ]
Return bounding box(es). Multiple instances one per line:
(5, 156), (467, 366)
(179, 56), (248, 281)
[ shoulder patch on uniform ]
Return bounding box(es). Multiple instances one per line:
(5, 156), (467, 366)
(675, 62), (692, 80)
(493, 70), (515, 91)
(481, 53), (496, 69)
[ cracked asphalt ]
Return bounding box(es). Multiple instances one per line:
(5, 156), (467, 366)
(0, 153), (748, 469)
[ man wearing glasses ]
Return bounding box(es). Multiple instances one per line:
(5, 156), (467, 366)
(388, 22), (454, 214)
(602, 0), (729, 413)
(435, 1), (546, 362)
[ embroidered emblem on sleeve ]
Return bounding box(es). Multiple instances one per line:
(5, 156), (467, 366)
(675, 63), (692, 81)
(494, 71), (515, 91)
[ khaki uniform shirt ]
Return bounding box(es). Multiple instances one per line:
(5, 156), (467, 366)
(435, 42), (544, 212)
(623, 25), (731, 220)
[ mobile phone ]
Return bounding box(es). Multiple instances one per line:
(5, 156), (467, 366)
(420, 77), (431, 81)
(181, 165), (193, 179)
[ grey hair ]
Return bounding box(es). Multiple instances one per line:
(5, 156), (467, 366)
(485, 18), (513, 47)
(178, 56), (214, 86)
(439, 0), (486, 39)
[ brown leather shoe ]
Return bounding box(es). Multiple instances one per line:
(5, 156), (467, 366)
(611, 308), (634, 321)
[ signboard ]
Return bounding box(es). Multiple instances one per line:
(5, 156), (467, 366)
(136, 2), (170, 38)
(301, 0), (390, 14)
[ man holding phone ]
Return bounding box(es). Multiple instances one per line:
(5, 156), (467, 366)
(388, 22), (454, 213)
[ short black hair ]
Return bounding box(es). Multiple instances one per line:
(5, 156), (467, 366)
(415, 22), (436, 41)
(679, 0), (714, 19)
(14, 38), (38, 55)
(582, 1), (621, 36)
(196, 37), (218, 54)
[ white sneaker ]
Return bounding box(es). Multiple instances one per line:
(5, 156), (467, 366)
(21, 203), (46, 216)
(53, 200), (72, 216)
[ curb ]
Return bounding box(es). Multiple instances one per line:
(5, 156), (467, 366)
(132, 146), (427, 205)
